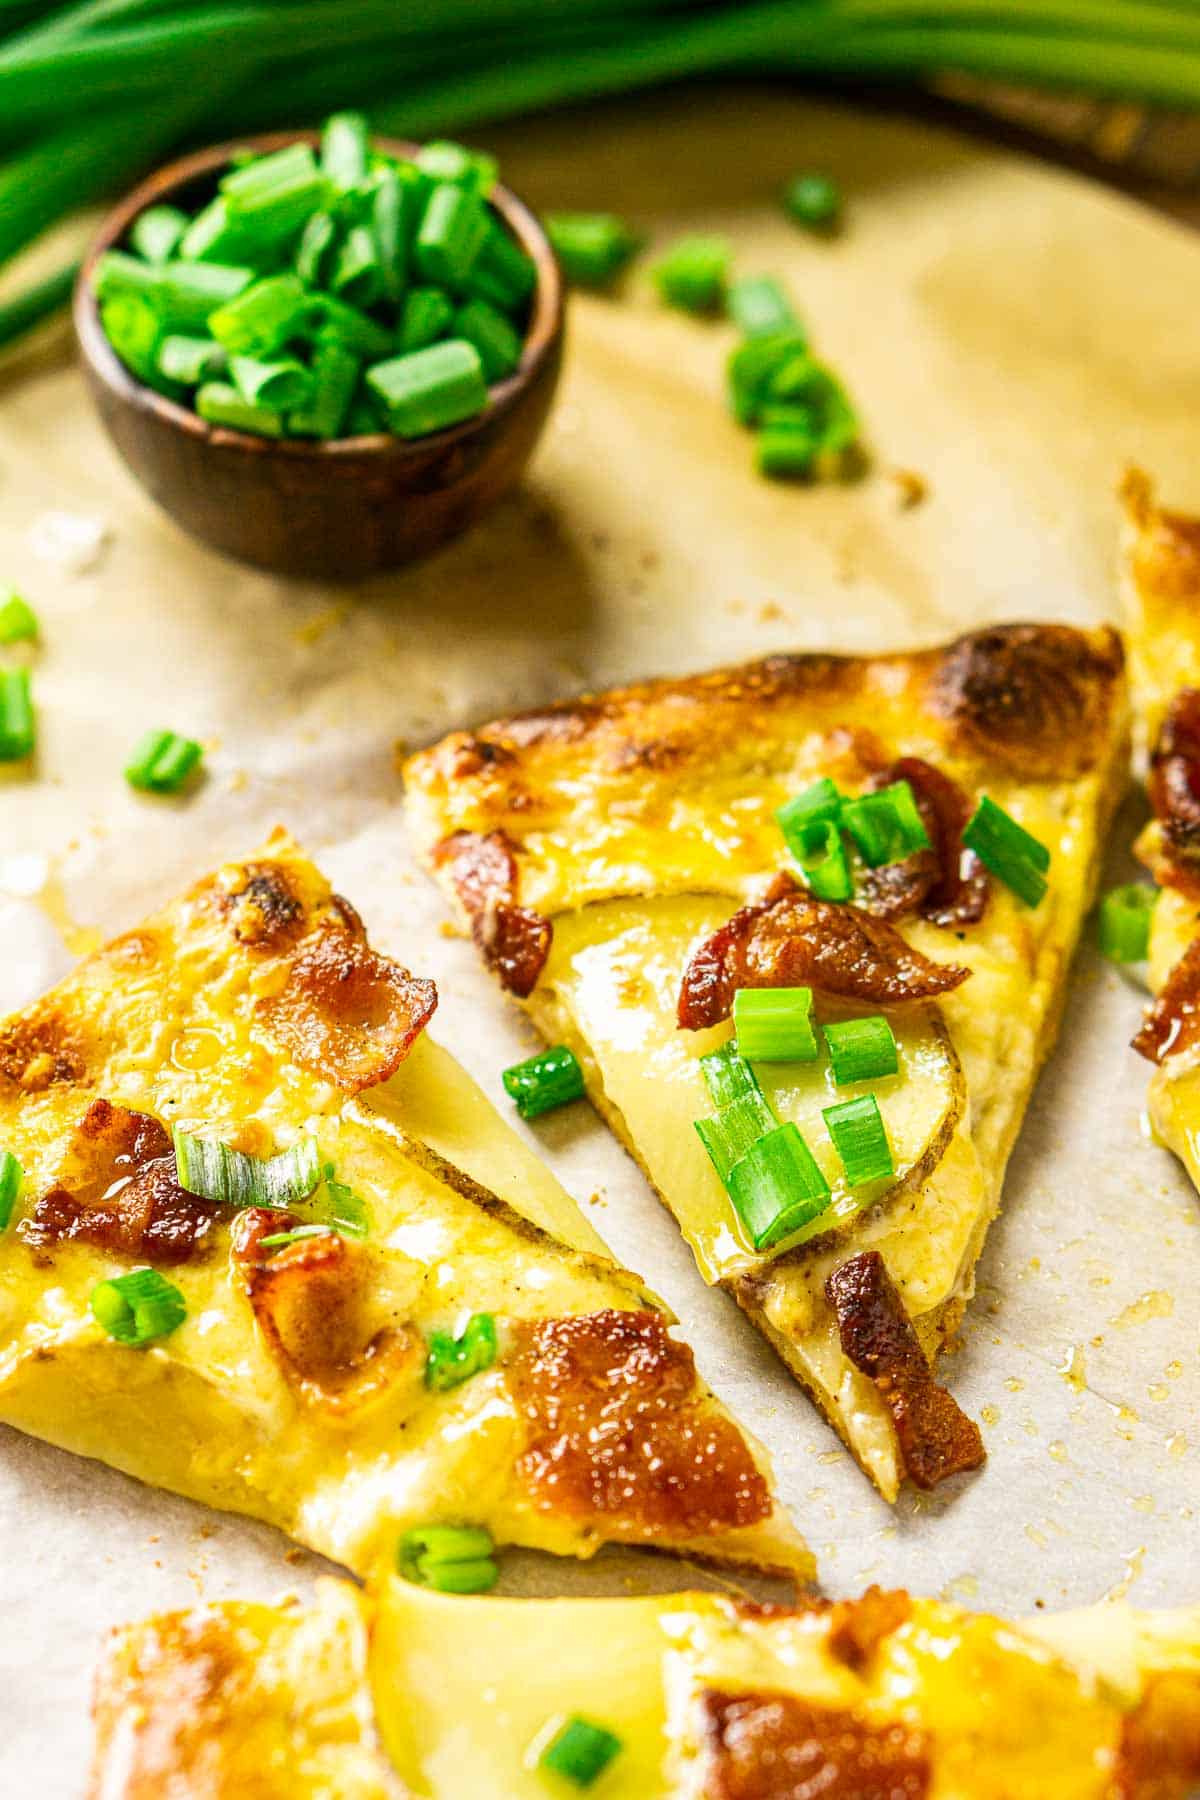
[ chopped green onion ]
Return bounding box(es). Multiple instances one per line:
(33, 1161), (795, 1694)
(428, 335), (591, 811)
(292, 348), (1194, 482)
(321, 111), (370, 192)
(824, 1093), (893, 1186)
(414, 182), (488, 286)
(733, 986), (818, 1062)
(538, 1715), (624, 1788)
(151, 261), (256, 334)
(208, 273), (310, 356)
(94, 249), (159, 305)
(288, 338), (359, 439)
(0, 668), (34, 761)
(195, 381), (284, 437)
(0, 592), (38, 644)
(400, 286), (455, 353)
(294, 209), (337, 287)
(330, 223), (382, 310)
(309, 293), (393, 361)
(130, 203), (188, 265)
(230, 353), (313, 411)
(653, 233), (730, 314)
(366, 339), (488, 438)
(823, 1016), (898, 1085)
(179, 197), (257, 266)
(794, 818), (853, 901)
(124, 729), (203, 794)
(318, 1163), (370, 1237)
(0, 1150), (23, 1231)
(699, 1042), (766, 1109)
(962, 796), (1050, 908)
(90, 1267), (186, 1347)
(470, 218), (536, 309)
(783, 172), (842, 232)
(502, 1044), (586, 1121)
(454, 296), (522, 381)
(840, 780), (930, 868)
(776, 776), (841, 847)
(371, 167), (410, 303)
(727, 1121), (831, 1249)
(397, 1523), (498, 1593)
(695, 1090), (777, 1185)
(172, 1128), (321, 1210)
(757, 425), (819, 481)
(546, 212), (640, 288)
(100, 293), (178, 398)
(1099, 883), (1158, 962)
(157, 334), (227, 385)
(346, 397), (384, 437)
(726, 329), (809, 425)
(417, 140), (498, 195)
(728, 275), (796, 338)
(220, 141), (328, 246)
(258, 1223), (338, 1249)
(425, 1311), (497, 1391)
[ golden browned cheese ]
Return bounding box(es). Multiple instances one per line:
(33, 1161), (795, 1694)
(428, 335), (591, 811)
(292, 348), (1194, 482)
(0, 832), (809, 1581)
(405, 626), (1129, 1499)
(89, 1579), (1200, 1800)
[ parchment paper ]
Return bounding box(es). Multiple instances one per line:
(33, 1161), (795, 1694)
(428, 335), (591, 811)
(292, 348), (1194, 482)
(2, 86), (1199, 1797)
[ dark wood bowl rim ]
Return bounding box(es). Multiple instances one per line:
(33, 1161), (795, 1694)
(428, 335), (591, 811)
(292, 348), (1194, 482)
(74, 129), (563, 460)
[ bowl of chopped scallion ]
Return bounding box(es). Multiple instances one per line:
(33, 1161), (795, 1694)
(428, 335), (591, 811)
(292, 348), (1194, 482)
(74, 116), (564, 579)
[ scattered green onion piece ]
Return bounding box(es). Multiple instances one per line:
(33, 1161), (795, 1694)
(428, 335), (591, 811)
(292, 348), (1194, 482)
(727, 1121), (831, 1249)
(733, 986), (818, 1062)
(123, 728), (203, 794)
(824, 1093), (893, 1186)
(727, 329), (810, 426)
(397, 1523), (498, 1593)
(208, 273), (310, 355)
(414, 182), (488, 286)
(502, 1044), (586, 1121)
(783, 172), (842, 232)
(789, 817), (853, 901)
(196, 381), (284, 437)
(172, 1128), (322, 1210)
(1099, 883), (1158, 962)
(399, 286), (455, 353)
(962, 796), (1050, 908)
(545, 212), (640, 288)
(317, 1164), (370, 1238)
(757, 425), (818, 481)
(366, 339), (488, 438)
(840, 780), (930, 868)
(699, 1042), (765, 1109)
(100, 294), (177, 398)
(331, 223), (382, 309)
(157, 334), (227, 385)
(288, 338), (359, 439)
(258, 1223), (338, 1249)
(416, 140), (497, 195)
(0, 592), (38, 644)
(321, 111), (370, 192)
(152, 261), (256, 334)
(130, 203), (188, 265)
(178, 197), (258, 265)
(759, 403), (819, 435)
(695, 1091), (777, 1185)
(90, 1267), (186, 1347)
(0, 1150), (23, 1231)
(0, 667), (34, 761)
(294, 209), (337, 287)
(538, 1716), (624, 1788)
(425, 1311), (498, 1391)
(309, 293), (393, 360)
(653, 233), (730, 315)
(823, 1016), (898, 1086)
(221, 142), (328, 246)
(454, 296), (521, 381)
(472, 218), (536, 308)
(776, 776), (840, 845)
(728, 275), (796, 338)
(230, 353), (313, 411)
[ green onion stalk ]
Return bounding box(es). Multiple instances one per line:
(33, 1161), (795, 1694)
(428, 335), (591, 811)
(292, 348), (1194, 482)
(4, 0), (1200, 347)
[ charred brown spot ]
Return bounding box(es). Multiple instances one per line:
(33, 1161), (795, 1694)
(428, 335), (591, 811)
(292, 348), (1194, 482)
(508, 1309), (771, 1540)
(433, 829), (552, 998)
(0, 1011), (86, 1092)
(678, 876), (969, 1031)
(826, 1251), (985, 1490)
(1149, 690), (1200, 872)
(857, 758), (989, 930)
(696, 1689), (930, 1800)
(1116, 1671), (1200, 1799)
(931, 623), (1123, 780)
(231, 1209), (419, 1412)
(827, 1587), (912, 1671)
(217, 862), (306, 951)
(20, 1099), (218, 1263)
(257, 920), (436, 1094)
(1133, 938), (1200, 1064)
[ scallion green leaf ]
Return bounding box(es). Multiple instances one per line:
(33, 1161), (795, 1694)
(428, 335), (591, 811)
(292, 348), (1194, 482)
(397, 1523), (498, 1593)
(546, 212), (640, 288)
(1099, 883), (1158, 962)
(653, 233), (730, 314)
(962, 796), (1050, 908)
(454, 295), (521, 381)
(416, 140), (498, 195)
(123, 728), (203, 794)
(230, 353), (313, 412)
(414, 182), (488, 286)
(288, 337), (359, 439)
(728, 274), (796, 338)
(330, 222), (383, 309)
(0, 667), (34, 761)
(727, 1120), (831, 1249)
(366, 339), (488, 438)
(0, 592), (38, 644)
(208, 273), (310, 356)
(695, 1090), (778, 1185)
(195, 381), (285, 437)
(840, 780), (930, 868)
(783, 171), (842, 233)
(538, 1716), (624, 1788)
(172, 1128), (322, 1210)
(824, 1093), (893, 1186)
(321, 111), (370, 192)
(502, 1044), (586, 1121)
(425, 1311), (497, 1391)
(823, 1016), (898, 1086)
(733, 986), (818, 1062)
(399, 286), (455, 354)
(157, 334), (227, 385)
(257, 1223), (339, 1249)
(699, 1042), (765, 1109)
(0, 1150), (23, 1231)
(90, 1267), (186, 1347)
(130, 203), (188, 265)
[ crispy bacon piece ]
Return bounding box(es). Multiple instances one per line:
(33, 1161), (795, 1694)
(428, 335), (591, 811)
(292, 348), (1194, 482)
(20, 1099), (217, 1263)
(231, 1209), (419, 1412)
(1116, 1671), (1200, 1800)
(696, 1689), (930, 1800)
(825, 1251), (984, 1490)
(1149, 689), (1200, 870)
(677, 877), (970, 1030)
(508, 1309), (771, 1539)
(827, 1587), (912, 1672)
(1132, 938), (1200, 1064)
(257, 915), (436, 1094)
(857, 757), (989, 929)
(931, 622), (1123, 780)
(433, 829), (552, 998)
(216, 861), (307, 951)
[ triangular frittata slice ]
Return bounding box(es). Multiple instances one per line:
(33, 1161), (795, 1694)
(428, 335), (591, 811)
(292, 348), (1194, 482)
(90, 1576), (1200, 1798)
(1120, 467), (1200, 1190)
(406, 625), (1128, 1498)
(0, 831), (807, 1580)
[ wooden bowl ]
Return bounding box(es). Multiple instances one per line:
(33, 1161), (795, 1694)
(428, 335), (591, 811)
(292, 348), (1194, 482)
(74, 132), (565, 580)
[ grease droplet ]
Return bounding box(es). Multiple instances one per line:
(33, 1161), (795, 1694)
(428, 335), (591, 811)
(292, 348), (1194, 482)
(1110, 1291), (1174, 1330)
